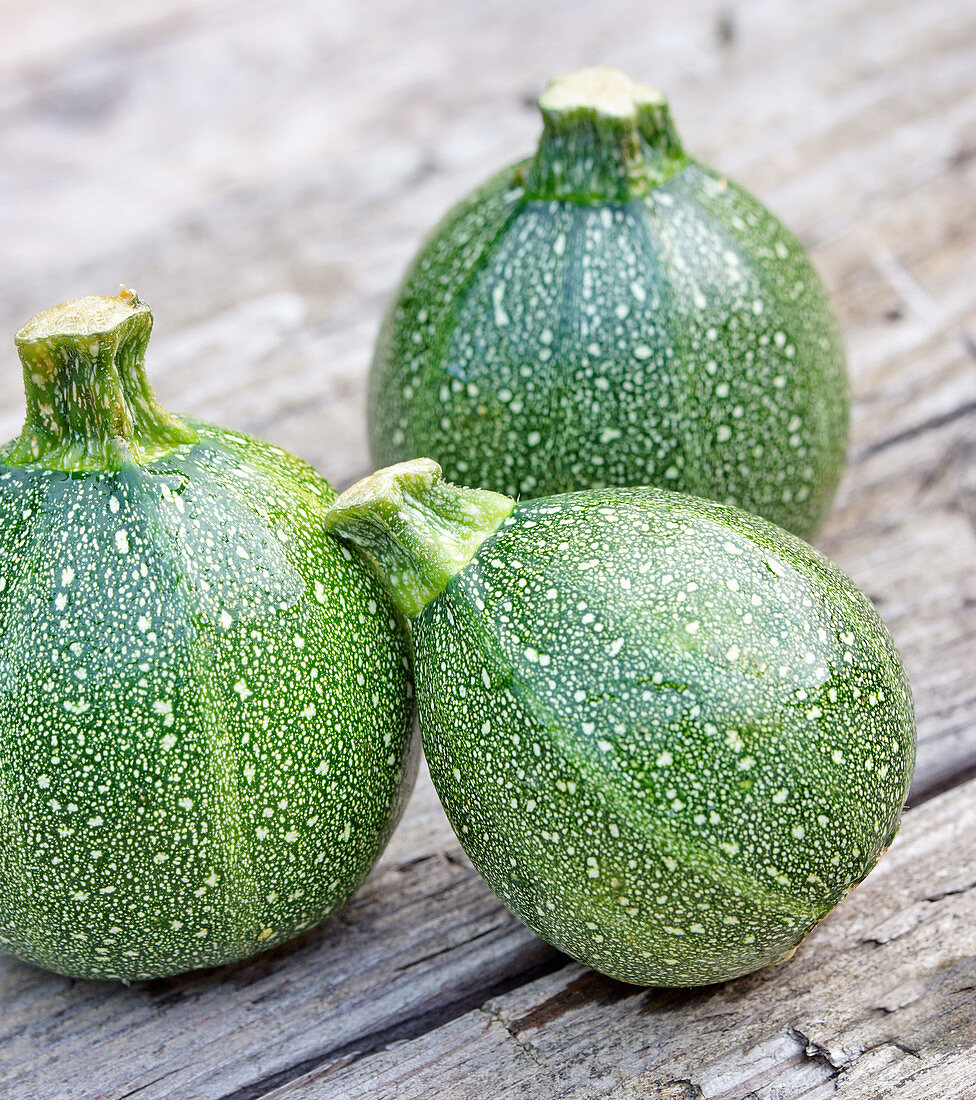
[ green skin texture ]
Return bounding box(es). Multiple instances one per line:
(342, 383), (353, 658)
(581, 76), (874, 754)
(327, 467), (915, 987)
(0, 304), (416, 981)
(418, 491), (914, 985)
(369, 94), (849, 540)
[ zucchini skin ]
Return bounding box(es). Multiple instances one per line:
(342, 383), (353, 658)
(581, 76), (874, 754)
(0, 421), (416, 980)
(369, 158), (848, 541)
(415, 488), (914, 986)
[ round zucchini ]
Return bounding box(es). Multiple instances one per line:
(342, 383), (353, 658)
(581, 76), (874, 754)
(368, 67), (848, 539)
(325, 460), (915, 987)
(0, 291), (416, 980)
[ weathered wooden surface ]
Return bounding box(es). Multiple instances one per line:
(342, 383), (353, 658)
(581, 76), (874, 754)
(0, 0), (975, 1096)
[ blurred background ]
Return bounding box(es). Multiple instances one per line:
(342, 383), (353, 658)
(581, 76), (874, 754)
(0, 0), (974, 797)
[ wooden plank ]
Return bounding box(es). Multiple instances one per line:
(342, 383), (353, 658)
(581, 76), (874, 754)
(0, 0), (231, 71)
(4, 767), (973, 1099)
(254, 774), (976, 1099)
(0, 0), (971, 325)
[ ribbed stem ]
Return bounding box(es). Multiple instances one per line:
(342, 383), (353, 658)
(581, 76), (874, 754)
(5, 289), (198, 472)
(524, 66), (686, 202)
(323, 460), (516, 619)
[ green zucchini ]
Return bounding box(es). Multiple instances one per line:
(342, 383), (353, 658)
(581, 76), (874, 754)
(368, 67), (848, 539)
(325, 460), (915, 987)
(0, 292), (416, 980)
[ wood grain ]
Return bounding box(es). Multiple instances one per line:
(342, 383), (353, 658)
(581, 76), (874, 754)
(0, 0), (974, 1095)
(2, 769), (973, 1100)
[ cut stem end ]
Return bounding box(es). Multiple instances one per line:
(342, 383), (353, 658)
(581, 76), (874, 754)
(527, 66), (685, 202)
(324, 459), (516, 619)
(538, 67), (666, 120)
(15, 288), (149, 345)
(5, 289), (198, 473)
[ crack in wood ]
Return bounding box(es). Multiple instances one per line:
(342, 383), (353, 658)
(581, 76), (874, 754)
(858, 397), (976, 459)
(118, 1065), (185, 1100)
(505, 969), (643, 1035)
(656, 1082), (706, 1099)
(924, 880), (976, 904)
(479, 1002), (551, 1072)
(784, 1026), (925, 1086)
(394, 921), (507, 972)
(215, 951), (566, 1099)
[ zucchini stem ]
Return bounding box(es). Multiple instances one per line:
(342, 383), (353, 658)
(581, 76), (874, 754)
(525, 66), (686, 202)
(323, 459), (516, 618)
(5, 289), (198, 472)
